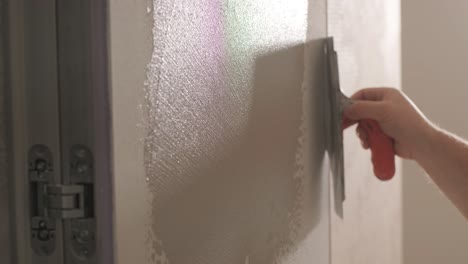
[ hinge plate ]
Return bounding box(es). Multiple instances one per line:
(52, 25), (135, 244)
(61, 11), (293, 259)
(29, 144), (95, 259)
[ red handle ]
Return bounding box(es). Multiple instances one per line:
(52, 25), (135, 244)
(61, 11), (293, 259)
(359, 119), (395, 181)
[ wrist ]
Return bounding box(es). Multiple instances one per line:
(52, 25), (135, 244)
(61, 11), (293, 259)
(413, 121), (440, 164)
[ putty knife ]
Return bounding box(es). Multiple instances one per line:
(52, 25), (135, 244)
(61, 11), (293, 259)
(324, 37), (396, 218)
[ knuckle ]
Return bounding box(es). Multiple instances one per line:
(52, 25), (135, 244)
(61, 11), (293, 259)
(383, 87), (399, 95)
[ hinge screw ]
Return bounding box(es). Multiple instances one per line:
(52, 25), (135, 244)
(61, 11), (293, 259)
(79, 230), (90, 241)
(36, 160), (47, 173)
(38, 230), (50, 241)
(77, 162), (89, 174)
(74, 148), (86, 158)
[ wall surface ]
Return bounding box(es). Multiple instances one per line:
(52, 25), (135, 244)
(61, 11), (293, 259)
(402, 1), (468, 263)
(328, 1), (402, 264)
(0, 0), (11, 259)
(110, 0), (330, 263)
(0, 67), (10, 263)
(0, 59), (10, 264)
(110, 0), (403, 263)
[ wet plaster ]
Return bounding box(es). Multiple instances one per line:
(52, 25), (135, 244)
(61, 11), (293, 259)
(143, 0), (331, 263)
(111, 0), (329, 263)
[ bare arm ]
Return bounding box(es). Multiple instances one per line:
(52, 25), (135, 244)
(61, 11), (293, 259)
(415, 126), (468, 219)
(344, 87), (468, 219)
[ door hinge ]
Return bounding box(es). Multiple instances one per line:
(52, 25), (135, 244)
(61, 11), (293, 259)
(46, 184), (87, 219)
(29, 144), (95, 258)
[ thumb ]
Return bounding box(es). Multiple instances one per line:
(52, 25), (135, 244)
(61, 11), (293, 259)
(344, 101), (385, 121)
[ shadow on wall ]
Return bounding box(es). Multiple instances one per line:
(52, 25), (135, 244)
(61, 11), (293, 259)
(153, 42), (328, 264)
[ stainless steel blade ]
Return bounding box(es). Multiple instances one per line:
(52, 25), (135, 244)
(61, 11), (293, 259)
(325, 37), (345, 218)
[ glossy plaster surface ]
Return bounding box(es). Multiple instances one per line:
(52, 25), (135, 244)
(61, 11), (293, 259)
(111, 0), (329, 263)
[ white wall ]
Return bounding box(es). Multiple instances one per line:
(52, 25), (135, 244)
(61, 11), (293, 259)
(328, 1), (402, 263)
(402, 1), (468, 263)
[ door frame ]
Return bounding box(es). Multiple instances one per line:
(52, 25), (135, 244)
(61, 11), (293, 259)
(3, 0), (114, 263)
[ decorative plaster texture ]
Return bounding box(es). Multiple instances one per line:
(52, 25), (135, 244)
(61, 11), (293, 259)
(144, 0), (329, 263)
(111, 0), (329, 263)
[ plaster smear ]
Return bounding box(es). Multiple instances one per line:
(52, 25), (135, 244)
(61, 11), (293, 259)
(143, 0), (327, 263)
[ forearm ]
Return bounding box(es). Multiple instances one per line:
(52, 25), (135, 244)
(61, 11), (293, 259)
(415, 125), (468, 219)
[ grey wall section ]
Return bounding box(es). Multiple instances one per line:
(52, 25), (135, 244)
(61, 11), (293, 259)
(328, 1), (402, 263)
(0, 60), (11, 263)
(0, 0), (11, 260)
(110, 0), (330, 263)
(402, 1), (468, 263)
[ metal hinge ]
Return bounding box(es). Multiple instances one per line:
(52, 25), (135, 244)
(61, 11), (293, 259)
(45, 184), (86, 219)
(29, 144), (95, 258)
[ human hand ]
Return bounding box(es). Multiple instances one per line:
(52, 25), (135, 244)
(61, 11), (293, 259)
(344, 87), (433, 161)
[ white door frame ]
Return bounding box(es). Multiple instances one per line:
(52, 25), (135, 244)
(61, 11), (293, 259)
(3, 0), (114, 263)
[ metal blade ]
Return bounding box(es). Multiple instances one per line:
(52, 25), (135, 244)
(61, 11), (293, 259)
(325, 37), (345, 218)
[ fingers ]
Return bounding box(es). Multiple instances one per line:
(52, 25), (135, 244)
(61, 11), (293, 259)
(350, 87), (394, 101)
(344, 113), (370, 149)
(344, 100), (387, 121)
(356, 124), (370, 149)
(342, 116), (357, 130)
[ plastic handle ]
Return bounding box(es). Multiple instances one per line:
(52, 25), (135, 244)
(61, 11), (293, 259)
(359, 119), (395, 181)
